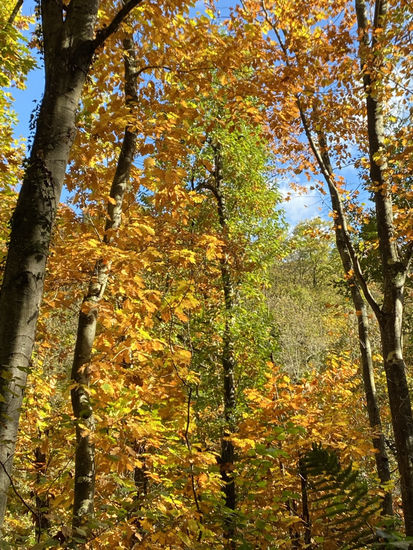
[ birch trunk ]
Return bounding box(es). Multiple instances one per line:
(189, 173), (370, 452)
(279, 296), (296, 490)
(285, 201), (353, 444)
(0, 0), (143, 529)
(71, 36), (138, 531)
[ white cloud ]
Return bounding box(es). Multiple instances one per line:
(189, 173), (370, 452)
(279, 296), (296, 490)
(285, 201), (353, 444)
(278, 181), (324, 227)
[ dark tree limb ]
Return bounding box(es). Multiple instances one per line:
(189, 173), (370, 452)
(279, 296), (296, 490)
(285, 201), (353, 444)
(93, 0), (145, 51)
(7, 0), (23, 25)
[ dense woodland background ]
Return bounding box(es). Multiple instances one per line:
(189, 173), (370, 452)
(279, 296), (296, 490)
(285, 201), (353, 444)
(0, 0), (412, 548)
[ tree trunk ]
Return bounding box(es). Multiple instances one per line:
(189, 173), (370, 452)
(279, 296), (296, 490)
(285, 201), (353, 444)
(220, 264), (237, 550)
(0, 0), (143, 529)
(336, 235), (393, 517)
(298, 116), (394, 515)
(379, 308), (413, 532)
(34, 444), (51, 543)
(324, 151), (393, 516)
(209, 144), (237, 549)
(299, 457), (311, 548)
(353, 292), (393, 516)
(355, 0), (413, 533)
(71, 36), (138, 532)
(269, 24), (394, 515)
(0, 2), (98, 526)
(129, 442), (148, 547)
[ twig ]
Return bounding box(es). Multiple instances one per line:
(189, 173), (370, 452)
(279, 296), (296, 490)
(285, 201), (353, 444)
(131, 64), (215, 78)
(0, 459), (38, 518)
(44, 455), (74, 494)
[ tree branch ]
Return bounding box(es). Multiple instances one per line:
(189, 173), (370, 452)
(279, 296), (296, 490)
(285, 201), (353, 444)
(7, 0), (23, 25)
(373, 0), (388, 39)
(403, 241), (413, 274)
(266, 5), (382, 319)
(93, 0), (145, 51)
(131, 64), (215, 79)
(0, 459), (38, 519)
(298, 104), (382, 319)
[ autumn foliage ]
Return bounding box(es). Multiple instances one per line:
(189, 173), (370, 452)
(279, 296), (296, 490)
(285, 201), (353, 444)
(0, 0), (412, 548)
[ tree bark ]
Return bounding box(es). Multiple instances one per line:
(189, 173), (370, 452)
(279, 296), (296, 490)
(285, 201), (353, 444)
(0, 0), (143, 529)
(71, 36), (138, 533)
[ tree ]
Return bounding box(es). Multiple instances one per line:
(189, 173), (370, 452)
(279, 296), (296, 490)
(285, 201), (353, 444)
(0, 0), (153, 528)
(2, 0), (411, 546)
(138, 72), (282, 544)
(190, 120), (282, 547)
(70, 34), (139, 537)
(231, 0), (412, 525)
(355, 0), (413, 531)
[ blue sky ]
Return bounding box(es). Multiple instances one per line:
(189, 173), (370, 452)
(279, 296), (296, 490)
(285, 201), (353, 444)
(12, 0), (43, 141)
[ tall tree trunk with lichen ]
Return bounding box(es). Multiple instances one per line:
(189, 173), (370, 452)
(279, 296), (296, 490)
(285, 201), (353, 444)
(0, 0), (143, 529)
(71, 36), (139, 533)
